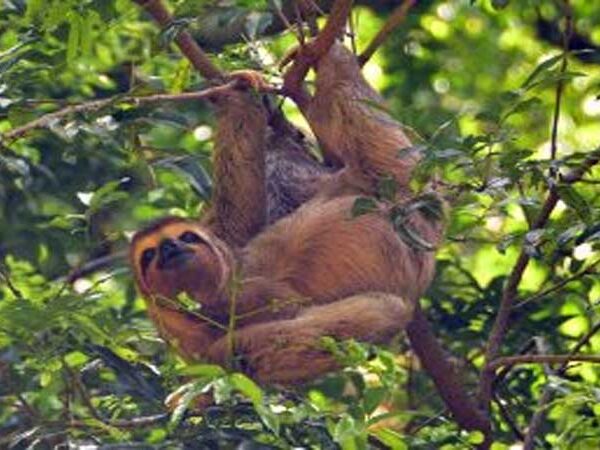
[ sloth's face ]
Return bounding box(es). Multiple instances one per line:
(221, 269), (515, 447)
(130, 218), (229, 306)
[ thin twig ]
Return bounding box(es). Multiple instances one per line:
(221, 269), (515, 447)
(493, 392), (524, 441)
(63, 361), (103, 421)
(270, 0), (302, 44)
(293, 1), (307, 44)
(564, 321), (600, 361)
(548, 0), (573, 179)
(486, 354), (600, 371)
(0, 265), (24, 299)
(514, 258), (600, 310)
(152, 294), (228, 332)
(17, 393), (39, 419)
(358, 0), (416, 67)
(522, 322), (600, 449)
(46, 413), (169, 430)
(65, 251), (128, 284)
(1, 81), (277, 144)
(493, 339), (537, 388)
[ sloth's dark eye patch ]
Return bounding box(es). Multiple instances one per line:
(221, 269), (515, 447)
(140, 248), (156, 276)
(179, 231), (204, 245)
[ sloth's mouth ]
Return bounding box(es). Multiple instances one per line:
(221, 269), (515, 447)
(158, 249), (194, 270)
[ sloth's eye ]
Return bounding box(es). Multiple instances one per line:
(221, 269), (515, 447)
(179, 231), (204, 245)
(140, 248), (156, 275)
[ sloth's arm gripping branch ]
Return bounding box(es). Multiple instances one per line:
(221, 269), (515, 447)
(203, 90), (269, 248)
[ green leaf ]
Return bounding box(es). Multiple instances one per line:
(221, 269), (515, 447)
(64, 351), (89, 367)
(351, 197), (378, 217)
(521, 53), (564, 90)
(256, 404), (280, 435)
(80, 12), (94, 58)
(333, 414), (359, 443)
(26, 0), (46, 22)
(180, 364), (226, 378)
(88, 178), (129, 212)
(525, 70), (587, 92)
(467, 430), (485, 444)
(229, 372), (263, 405)
(363, 387), (386, 414)
(67, 12), (82, 65)
(171, 59), (191, 94)
(370, 428), (408, 450)
(556, 185), (592, 224)
(501, 97), (542, 121)
(377, 175), (398, 202)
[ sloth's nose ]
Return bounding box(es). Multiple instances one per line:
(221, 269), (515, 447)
(159, 238), (182, 260)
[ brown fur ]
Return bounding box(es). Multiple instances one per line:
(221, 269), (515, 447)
(303, 43), (420, 189)
(129, 45), (443, 385)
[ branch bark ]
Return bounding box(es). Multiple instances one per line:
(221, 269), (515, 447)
(406, 307), (490, 435)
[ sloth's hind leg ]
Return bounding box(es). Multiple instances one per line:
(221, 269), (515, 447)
(207, 292), (414, 385)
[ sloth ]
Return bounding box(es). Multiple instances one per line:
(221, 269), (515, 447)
(130, 43), (443, 385)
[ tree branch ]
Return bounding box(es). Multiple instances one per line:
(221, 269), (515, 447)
(358, 0), (416, 66)
(0, 81), (277, 144)
(190, 1), (405, 49)
(476, 145), (599, 448)
(282, 0), (353, 108)
(406, 307), (490, 435)
(64, 251), (127, 284)
(131, 0), (223, 80)
(514, 257), (600, 310)
(479, 142), (599, 404)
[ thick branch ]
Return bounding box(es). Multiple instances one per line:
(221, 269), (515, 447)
(132, 0), (223, 80)
(406, 307), (490, 435)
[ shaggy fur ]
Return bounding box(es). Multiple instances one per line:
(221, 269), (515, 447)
(130, 45), (443, 385)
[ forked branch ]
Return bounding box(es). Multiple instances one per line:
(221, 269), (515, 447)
(282, 0), (353, 108)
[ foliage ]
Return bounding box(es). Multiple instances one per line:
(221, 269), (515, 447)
(1, 0), (600, 448)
